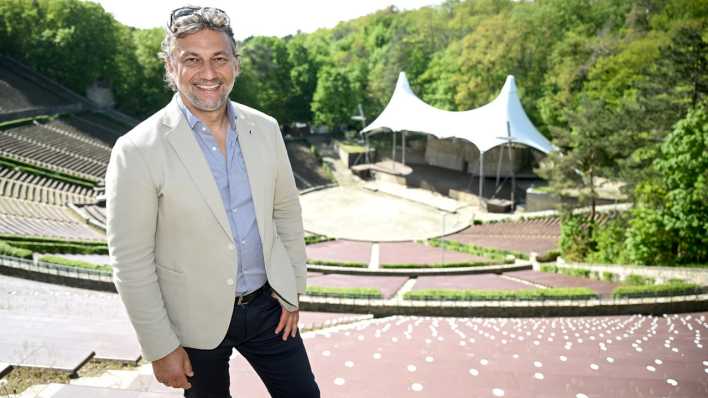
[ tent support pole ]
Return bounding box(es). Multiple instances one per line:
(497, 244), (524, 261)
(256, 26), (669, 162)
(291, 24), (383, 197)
(365, 133), (370, 164)
(496, 147), (503, 188)
(479, 151), (484, 203)
(392, 131), (396, 171)
(510, 143), (516, 211)
(402, 131), (406, 166)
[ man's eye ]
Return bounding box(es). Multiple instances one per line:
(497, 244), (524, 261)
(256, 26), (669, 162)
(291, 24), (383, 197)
(214, 57), (227, 65)
(184, 58), (199, 65)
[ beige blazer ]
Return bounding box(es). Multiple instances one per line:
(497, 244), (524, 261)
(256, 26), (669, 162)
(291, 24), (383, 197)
(105, 96), (307, 362)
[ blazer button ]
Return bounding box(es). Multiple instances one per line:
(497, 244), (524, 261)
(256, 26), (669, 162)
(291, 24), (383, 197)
(226, 278), (234, 286)
(228, 244), (235, 251)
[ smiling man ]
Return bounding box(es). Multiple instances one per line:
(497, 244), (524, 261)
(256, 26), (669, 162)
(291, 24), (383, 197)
(105, 6), (319, 398)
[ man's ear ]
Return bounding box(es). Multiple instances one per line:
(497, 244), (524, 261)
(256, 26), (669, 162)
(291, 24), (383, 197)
(165, 59), (175, 77)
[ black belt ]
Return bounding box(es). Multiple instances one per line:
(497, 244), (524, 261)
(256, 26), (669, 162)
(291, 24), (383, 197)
(235, 282), (269, 305)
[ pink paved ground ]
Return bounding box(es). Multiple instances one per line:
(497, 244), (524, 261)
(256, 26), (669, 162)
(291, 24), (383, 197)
(446, 220), (561, 255)
(506, 270), (622, 298)
(306, 274), (409, 299)
(298, 312), (371, 330)
(413, 274), (532, 291)
(306, 240), (371, 264)
(227, 312), (708, 397)
(447, 235), (559, 255)
(379, 241), (489, 265)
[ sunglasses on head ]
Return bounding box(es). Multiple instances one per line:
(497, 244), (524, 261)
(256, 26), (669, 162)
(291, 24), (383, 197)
(169, 6), (229, 30)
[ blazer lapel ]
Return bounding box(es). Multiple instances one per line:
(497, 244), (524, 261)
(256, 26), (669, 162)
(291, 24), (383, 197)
(162, 97), (234, 242)
(234, 104), (266, 239)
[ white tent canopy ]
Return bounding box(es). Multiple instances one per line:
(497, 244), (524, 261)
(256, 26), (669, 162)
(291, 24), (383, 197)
(361, 72), (554, 154)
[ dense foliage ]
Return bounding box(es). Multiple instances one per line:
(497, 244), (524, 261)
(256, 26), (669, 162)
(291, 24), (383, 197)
(560, 106), (708, 266)
(1, 0), (703, 126)
(1, 0), (705, 266)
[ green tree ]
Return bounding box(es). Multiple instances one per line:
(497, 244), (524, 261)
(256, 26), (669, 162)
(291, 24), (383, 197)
(234, 36), (294, 123)
(286, 35), (319, 122)
(625, 106), (708, 265)
(311, 66), (356, 128)
(661, 25), (708, 109)
(537, 97), (624, 222)
(113, 27), (172, 118)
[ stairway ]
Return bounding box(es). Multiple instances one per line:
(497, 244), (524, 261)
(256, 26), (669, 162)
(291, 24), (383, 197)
(16, 364), (182, 398)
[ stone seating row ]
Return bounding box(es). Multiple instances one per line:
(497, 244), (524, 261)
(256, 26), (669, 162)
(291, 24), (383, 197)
(0, 168), (94, 206)
(0, 197), (105, 241)
(0, 134), (106, 179)
(1, 130), (108, 167)
(82, 204), (106, 225)
(0, 165), (93, 191)
(0, 197), (80, 221)
(0, 213), (104, 241)
(7, 122), (112, 163)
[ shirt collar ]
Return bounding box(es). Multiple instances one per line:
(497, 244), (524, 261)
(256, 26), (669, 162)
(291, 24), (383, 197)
(175, 94), (237, 132)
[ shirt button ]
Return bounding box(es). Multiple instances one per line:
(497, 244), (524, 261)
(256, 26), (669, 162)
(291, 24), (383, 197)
(241, 240), (246, 244)
(228, 244), (235, 251)
(232, 209), (237, 213)
(226, 278), (234, 286)
(211, 146), (217, 151)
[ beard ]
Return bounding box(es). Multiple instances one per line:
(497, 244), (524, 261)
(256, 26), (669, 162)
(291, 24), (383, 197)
(180, 78), (235, 112)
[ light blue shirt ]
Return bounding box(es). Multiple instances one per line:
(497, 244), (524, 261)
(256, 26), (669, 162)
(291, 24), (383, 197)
(177, 96), (267, 295)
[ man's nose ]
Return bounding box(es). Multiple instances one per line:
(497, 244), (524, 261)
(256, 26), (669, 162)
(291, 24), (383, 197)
(200, 61), (217, 80)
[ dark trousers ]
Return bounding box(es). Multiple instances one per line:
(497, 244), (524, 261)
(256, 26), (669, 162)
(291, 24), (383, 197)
(183, 285), (320, 398)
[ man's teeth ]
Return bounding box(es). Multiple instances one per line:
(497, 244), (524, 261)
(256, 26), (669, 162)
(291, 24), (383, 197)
(196, 84), (219, 90)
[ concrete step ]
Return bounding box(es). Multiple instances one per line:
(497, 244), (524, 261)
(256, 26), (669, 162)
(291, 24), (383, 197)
(15, 384), (62, 398)
(18, 383), (182, 397)
(70, 369), (140, 389)
(70, 365), (179, 395)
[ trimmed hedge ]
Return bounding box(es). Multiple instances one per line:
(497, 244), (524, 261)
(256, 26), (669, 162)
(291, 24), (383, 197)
(558, 267), (592, 278)
(541, 264), (614, 282)
(624, 274), (656, 286)
(382, 259), (511, 269)
(427, 238), (528, 261)
(540, 264), (558, 273)
(304, 235), (334, 245)
(306, 286), (383, 299)
(307, 259), (368, 268)
(0, 236), (107, 254)
(0, 240), (33, 259)
(612, 282), (703, 299)
(536, 250), (560, 262)
(38, 255), (111, 272)
(404, 287), (598, 301)
(10, 241), (108, 255)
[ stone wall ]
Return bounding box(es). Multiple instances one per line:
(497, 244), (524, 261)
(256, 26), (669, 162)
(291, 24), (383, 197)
(424, 136), (533, 176)
(547, 258), (708, 286)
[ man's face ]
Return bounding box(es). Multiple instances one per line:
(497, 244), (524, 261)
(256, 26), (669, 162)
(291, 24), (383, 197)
(167, 29), (238, 113)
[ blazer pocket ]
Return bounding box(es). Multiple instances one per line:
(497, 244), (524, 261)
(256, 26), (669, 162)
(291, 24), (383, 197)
(155, 263), (185, 278)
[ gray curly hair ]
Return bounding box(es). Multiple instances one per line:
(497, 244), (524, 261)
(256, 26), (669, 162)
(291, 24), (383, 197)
(159, 6), (240, 91)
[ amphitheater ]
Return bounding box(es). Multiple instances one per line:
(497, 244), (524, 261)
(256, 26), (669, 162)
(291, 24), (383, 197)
(0, 56), (706, 397)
